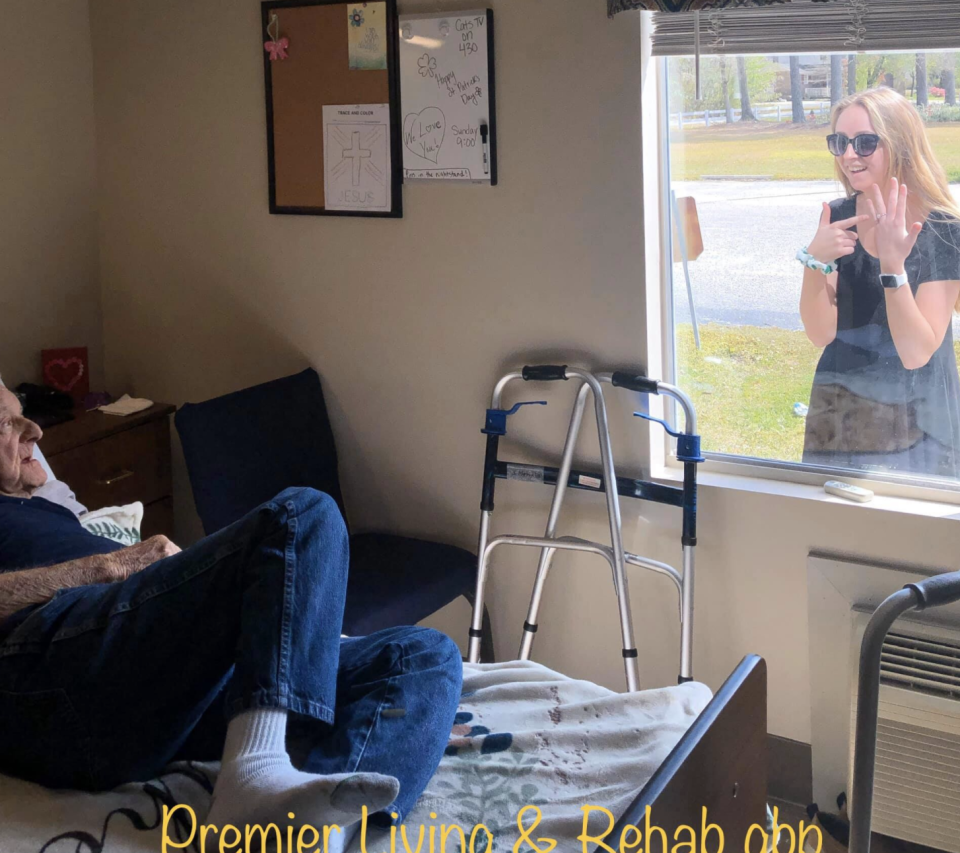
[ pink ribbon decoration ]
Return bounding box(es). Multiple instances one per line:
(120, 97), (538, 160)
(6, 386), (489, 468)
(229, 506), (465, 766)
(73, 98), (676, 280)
(264, 36), (289, 61)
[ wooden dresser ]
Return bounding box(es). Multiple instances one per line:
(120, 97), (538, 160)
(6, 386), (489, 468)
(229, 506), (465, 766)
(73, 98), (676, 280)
(40, 404), (177, 539)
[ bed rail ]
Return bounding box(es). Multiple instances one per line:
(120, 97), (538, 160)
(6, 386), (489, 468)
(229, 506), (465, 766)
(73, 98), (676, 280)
(600, 655), (768, 853)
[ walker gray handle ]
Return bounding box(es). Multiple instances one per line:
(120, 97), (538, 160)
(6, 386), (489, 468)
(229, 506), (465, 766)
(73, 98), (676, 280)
(849, 569), (960, 853)
(611, 372), (660, 395)
(906, 573), (960, 609)
(522, 365), (568, 382)
(609, 372), (698, 435)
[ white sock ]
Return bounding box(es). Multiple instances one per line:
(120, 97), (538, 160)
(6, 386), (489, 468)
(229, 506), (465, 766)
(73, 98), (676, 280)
(325, 821), (363, 853)
(206, 709), (399, 841)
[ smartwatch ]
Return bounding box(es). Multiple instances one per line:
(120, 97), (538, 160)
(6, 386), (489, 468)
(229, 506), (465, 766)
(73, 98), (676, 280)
(880, 272), (909, 290)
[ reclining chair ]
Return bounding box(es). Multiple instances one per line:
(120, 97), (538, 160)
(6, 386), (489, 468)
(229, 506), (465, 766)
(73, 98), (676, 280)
(175, 368), (493, 659)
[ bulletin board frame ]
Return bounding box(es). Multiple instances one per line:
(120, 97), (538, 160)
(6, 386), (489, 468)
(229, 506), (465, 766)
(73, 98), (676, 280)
(262, 0), (404, 218)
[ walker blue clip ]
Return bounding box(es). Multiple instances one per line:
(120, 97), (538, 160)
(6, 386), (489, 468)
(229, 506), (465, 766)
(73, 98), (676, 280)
(482, 401), (547, 436)
(633, 412), (705, 463)
(675, 435), (705, 464)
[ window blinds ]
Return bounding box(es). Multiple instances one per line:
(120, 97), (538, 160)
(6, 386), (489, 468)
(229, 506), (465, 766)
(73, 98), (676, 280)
(609, 0), (788, 13)
(651, 0), (960, 57)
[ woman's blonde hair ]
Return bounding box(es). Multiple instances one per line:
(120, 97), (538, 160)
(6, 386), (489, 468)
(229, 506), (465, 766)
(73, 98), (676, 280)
(832, 87), (960, 307)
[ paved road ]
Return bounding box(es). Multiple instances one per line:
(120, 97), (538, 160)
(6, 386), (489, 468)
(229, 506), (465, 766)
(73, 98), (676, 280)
(670, 180), (960, 332)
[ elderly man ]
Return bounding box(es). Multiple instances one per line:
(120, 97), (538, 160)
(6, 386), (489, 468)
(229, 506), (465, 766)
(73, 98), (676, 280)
(0, 380), (462, 841)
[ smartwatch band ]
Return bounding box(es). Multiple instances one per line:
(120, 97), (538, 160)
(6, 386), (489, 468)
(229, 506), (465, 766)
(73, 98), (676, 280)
(880, 272), (909, 290)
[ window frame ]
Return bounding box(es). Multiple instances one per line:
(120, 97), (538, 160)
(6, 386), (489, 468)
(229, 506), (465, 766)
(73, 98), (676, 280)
(638, 15), (960, 506)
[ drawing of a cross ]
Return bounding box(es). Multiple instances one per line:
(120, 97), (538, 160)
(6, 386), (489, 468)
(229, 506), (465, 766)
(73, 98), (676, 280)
(344, 131), (372, 186)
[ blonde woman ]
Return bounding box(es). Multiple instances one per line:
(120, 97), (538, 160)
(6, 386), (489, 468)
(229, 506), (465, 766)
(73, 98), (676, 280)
(798, 87), (960, 478)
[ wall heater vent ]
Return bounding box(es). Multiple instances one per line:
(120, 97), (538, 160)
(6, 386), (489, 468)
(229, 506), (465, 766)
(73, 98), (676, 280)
(852, 617), (960, 853)
(881, 631), (960, 700)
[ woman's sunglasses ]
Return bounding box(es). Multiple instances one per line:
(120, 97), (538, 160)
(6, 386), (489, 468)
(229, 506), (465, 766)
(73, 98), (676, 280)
(826, 133), (881, 158)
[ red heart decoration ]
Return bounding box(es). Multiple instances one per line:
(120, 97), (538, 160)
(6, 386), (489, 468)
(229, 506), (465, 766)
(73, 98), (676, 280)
(45, 357), (85, 393)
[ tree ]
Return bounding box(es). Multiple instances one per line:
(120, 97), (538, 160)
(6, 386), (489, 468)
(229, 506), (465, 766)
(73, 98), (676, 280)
(790, 56), (805, 123)
(943, 54), (958, 106)
(720, 57), (735, 122)
(667, 57), (727, 113)
(831, 55), (844, 105)
(917, 53), (929, 108)
(848, 54), (858, 95)
(737, 56), (757, 121)
(667, 55), (777, 115)
(871, 53), (913, 93)
(850, 51), (918, 92)
(857, 55), (886, 90)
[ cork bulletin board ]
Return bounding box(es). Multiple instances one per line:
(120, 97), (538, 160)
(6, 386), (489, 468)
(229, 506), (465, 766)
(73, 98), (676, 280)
(262, 0), (403, 217)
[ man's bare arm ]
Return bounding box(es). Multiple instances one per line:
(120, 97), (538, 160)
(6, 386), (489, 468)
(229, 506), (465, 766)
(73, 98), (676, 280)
(0, 536), (180, 624)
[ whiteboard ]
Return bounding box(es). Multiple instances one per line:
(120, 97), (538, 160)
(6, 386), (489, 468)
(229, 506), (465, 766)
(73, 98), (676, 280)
(398, 10), (497, 183)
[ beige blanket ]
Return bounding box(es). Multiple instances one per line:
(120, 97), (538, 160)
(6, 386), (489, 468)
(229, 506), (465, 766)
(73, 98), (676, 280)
(0, 661), (711, 853)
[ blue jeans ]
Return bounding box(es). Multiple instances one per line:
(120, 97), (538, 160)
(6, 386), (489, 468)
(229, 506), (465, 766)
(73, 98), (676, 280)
(0, 488), (462, 823)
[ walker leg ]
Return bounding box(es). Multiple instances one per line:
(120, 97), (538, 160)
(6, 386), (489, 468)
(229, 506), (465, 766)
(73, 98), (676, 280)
(519, 383), (592, 660)
(613, 559), (641, 691)
(519, 548), (553, 660)
(480, 603), (495, 663)
(468, 510), (492, 663)
(569, 370), (639, 691)
(679, 544), (695, 682)
(462, 593), (496, 664)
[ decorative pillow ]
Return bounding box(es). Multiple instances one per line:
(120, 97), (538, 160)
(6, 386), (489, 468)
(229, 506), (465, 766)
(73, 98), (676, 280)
(80, 502), (144, 546)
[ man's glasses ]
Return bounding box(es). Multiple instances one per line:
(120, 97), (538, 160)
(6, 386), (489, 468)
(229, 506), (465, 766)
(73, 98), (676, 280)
(827, 133), (881, 158)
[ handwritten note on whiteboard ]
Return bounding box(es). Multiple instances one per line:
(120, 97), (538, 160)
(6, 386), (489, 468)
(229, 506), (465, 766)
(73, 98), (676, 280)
(399, 10), (496, 183)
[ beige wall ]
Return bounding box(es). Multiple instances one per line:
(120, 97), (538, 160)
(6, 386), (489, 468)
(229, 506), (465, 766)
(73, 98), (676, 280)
(0, 0), (102, 389)
(88, 0), (960, 749)
(88, 2), (648, 548)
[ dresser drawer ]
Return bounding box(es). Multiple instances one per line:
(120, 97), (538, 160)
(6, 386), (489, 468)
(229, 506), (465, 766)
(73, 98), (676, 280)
(48, 419), (172, 510)
(142, 497), (175, 540)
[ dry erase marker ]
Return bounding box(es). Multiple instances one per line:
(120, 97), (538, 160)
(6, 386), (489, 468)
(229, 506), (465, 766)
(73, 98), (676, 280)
(480, 122), (490, 176)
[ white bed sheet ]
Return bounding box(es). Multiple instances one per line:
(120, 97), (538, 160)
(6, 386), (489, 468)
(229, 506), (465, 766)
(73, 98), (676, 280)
(0, 661), (711, 853)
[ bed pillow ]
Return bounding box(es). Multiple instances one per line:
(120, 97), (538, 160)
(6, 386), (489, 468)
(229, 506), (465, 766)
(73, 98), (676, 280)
(33, 444), (89, 516)
(33, 444), (56, 481)
(79, 502), (144, 546)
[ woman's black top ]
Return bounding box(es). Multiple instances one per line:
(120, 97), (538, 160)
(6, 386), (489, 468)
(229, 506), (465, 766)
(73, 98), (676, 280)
(804, 195), (960, 478)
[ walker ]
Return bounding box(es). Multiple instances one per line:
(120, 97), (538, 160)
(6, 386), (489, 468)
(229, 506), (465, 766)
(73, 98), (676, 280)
(466, 365), (703, 692)
(849, 570), (960, 853)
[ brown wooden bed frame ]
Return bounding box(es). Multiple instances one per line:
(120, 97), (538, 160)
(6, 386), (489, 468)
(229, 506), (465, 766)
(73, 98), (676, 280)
(602, 655), (768, 853)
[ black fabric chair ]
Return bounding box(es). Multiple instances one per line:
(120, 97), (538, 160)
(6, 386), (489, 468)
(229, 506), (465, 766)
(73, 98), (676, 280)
(174, 368), (493, 660)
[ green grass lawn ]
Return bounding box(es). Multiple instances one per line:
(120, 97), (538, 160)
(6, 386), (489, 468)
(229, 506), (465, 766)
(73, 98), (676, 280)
(676, 322), (960, 462)
(671, 122), (960, 182)
(676, 323), (818, 461)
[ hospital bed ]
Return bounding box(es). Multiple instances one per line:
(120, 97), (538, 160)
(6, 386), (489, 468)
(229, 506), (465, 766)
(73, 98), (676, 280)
(0, 368), (769, 852)
(0, 656), (767, 853)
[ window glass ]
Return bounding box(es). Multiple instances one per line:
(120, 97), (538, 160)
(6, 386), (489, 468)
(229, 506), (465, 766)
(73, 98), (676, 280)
(666, 51), (960, 483)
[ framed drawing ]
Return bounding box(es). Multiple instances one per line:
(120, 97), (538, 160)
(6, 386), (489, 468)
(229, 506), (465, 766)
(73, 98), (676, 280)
(262, 0), (403, 217)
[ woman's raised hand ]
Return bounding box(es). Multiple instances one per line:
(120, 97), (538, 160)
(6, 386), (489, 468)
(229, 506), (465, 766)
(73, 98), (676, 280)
(808, 202), (869, 266)
(864, 178), (924, 275)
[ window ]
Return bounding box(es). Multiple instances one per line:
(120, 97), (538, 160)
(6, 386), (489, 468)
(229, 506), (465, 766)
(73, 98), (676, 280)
(647, 2), (960, 492)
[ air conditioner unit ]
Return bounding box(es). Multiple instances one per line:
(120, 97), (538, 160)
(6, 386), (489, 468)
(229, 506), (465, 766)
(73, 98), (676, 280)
(850, 611), (960, 853)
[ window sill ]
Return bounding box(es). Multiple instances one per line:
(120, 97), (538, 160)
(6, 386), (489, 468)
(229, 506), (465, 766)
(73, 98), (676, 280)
(652, 464), (960, 522)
